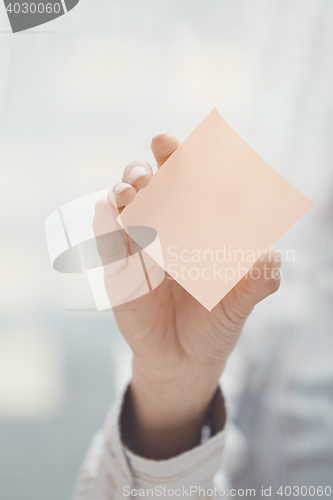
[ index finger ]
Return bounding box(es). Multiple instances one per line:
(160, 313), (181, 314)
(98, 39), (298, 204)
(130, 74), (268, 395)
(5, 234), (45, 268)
(151, 132), (181, 168)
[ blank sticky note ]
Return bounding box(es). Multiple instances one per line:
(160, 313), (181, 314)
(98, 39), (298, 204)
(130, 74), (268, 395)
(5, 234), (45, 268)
(119, 109), (313, 311)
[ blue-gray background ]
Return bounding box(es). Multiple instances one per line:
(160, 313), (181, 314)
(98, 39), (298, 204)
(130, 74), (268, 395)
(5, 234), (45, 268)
(0, 0), (332, 498)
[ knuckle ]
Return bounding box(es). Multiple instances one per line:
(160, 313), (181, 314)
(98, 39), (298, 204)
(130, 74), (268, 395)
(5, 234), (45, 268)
(269, 277), (281, 293)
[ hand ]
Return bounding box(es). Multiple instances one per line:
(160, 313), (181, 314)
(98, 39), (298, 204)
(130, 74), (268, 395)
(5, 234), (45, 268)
(93, 132), (282, 459)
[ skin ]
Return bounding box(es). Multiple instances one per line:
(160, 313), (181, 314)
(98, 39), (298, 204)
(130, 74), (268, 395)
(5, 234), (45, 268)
(93, 132), (282, 460)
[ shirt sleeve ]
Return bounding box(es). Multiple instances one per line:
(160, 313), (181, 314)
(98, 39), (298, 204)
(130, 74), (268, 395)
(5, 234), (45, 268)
(74, 387), (227, 500)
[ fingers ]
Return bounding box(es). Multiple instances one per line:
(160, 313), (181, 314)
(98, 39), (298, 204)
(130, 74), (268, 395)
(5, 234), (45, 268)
(229, 250), (282, 317)
(108, 160), (153, 210)
(107, 130), (181, 211)
(93, 198), (120, 236)
(151, 132), (181, 167)
(122, 160), (153, 189)
(93, 198), (127, 274)
(107, 182), (136, 210)
(93, 197), (164, 307)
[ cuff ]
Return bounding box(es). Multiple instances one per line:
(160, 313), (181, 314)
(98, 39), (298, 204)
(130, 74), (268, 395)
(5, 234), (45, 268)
(75, 386), (227, 500)
(122, 387), (227, 493)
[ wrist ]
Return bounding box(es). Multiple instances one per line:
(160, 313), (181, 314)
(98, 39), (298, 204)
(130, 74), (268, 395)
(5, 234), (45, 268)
(120, 358), (222, 459)
(131, 357), (220, 424)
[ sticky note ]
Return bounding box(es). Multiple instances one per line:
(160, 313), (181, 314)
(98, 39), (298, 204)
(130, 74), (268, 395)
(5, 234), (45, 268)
(119, 109), (313, 311)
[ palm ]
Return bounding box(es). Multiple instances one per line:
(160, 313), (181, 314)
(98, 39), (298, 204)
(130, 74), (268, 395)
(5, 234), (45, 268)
(113, 271), (247, 382)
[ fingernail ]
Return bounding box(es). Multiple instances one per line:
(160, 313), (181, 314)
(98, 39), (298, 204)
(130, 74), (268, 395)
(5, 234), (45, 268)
(115, 183), (132, 194)
(130, 166), (147, 181)
(151, 131), (167, 141)
(271, 268), (281, 279)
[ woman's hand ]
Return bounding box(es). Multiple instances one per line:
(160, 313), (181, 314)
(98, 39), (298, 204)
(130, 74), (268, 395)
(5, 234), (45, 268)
(93, 132), (282, 459)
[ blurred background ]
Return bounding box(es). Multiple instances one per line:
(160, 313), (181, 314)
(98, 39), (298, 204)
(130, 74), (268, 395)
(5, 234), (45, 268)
(0, 0), (332, 498)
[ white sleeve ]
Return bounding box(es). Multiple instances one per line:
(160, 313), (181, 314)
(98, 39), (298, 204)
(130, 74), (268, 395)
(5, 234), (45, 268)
(74, 387), (227, 500)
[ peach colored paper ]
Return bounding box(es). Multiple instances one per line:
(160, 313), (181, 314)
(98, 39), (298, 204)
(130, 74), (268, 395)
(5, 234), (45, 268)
(119, 109), (313, 311)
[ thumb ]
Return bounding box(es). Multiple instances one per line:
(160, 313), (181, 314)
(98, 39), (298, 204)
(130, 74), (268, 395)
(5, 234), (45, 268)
(229, 250), (282, 316)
